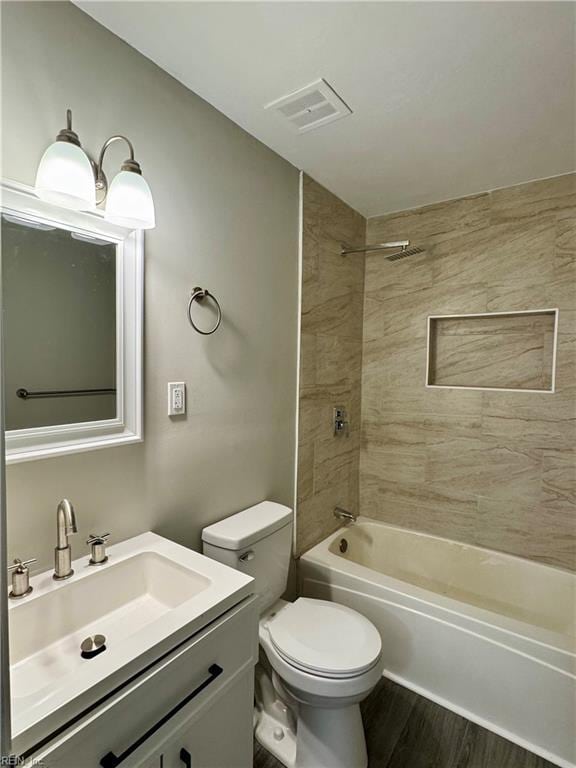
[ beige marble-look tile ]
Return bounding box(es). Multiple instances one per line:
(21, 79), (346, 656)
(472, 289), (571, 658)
(374, 375), (484, 418)
(361, 445), (426, 486)
(425, 437), (542, 501)
(297, 174), (365, 552)
(433, 313), (555, 335)
(316, 333), (362, 389)
(364, 249), (433, 302)
(298, 384), (351, 448)
(363, 413), (481, 449)
(302, 224), (320, 285)
(475, 497), (576, 571)
(374, 334), (428, 379)
(359, 482), (478, 544)
(297, 439), (314, 504)
(363, 297), (385, 342)
(299, 333), (317, 390)
(318, 239), (365, 297)
(360, 463), (478, 517)
(552, 216), (576, 311)
(360, 366), (386, 423)
(555, 214), (576, 254)
(432, 216), (556, 289)
(363, 292), (430, 346)
(557, 310), (576, 337)
(367, 192), (489, 243)
(360, 174), (575, 572)
(489, 173), (576, 224)
(297, 478), (354, 556)
(486, 283), (550, 313)
(427, 282), (488, 316)
(554, 333), (576, 390)
(302, 289), (364, 340)
(480, 411), (575, 452)
(430, 330), (554, 390)
(541, 449), (576, 512)
(313, 429), (360, 495)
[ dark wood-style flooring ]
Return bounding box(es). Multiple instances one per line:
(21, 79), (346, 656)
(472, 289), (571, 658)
(253, 677), (559, 768)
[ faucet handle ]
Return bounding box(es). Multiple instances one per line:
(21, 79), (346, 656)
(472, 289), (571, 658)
(8, 557), (37, 572)
(87, 533), (110, 566)
(8, 558), (36, 599)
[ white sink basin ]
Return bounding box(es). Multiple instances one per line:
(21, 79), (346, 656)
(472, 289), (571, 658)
(9, 532), (254, 753)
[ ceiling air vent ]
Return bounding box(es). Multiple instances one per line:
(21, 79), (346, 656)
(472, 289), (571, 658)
(265, 79), (352, 133)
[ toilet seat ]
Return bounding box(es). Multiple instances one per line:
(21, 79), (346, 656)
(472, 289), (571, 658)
(265, 598), (381, 679)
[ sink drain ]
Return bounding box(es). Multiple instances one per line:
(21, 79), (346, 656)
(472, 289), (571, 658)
(81, 634), (106, 659)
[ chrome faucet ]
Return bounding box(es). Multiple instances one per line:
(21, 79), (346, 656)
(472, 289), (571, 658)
(54, 499), (77, 580)
(333, 506), (357, 525)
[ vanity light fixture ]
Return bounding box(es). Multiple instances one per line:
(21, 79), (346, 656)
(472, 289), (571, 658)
(34, 109), (155, 230)
(35, 110), (96, 211)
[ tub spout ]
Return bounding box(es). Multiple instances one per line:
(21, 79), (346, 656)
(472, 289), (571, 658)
(334, 506), (357, 524)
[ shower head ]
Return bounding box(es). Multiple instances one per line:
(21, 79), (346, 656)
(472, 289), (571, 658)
(386, 245), (426, 261)
(341, 240), (426, 260)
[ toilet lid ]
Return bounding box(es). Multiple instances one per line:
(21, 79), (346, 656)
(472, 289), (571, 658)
(266, 598), (381, 678)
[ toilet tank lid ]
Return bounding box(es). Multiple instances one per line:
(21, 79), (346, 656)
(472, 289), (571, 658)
(201, 501), (292, 550)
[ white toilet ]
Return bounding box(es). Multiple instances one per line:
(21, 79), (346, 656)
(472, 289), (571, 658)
(202, 501), (383, 768)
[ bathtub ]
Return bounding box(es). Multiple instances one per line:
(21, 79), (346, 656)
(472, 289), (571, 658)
(299, 517), (576, 768)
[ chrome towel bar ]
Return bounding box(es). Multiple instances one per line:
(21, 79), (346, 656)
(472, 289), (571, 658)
(16, 387), (116, 400)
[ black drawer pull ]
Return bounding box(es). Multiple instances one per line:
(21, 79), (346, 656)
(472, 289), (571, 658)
(180, 747), (192, 767)
(100, 664), (223, 768)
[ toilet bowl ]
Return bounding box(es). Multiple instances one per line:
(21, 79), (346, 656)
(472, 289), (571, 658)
(202, 501), (383, 768)
(257, 598), (382, 768)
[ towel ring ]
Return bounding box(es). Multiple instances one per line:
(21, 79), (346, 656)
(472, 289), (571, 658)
(187, 287), (222, 335)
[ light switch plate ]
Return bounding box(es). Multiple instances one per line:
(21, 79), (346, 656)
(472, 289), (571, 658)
(168, 382), (186, 416)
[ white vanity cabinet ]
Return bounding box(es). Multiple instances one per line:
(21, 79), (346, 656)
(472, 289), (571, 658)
(28, 598), (258, 768)
(156, 671), (254, 768)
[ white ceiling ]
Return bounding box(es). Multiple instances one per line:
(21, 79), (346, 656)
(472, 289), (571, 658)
(76, 1), (575, 217)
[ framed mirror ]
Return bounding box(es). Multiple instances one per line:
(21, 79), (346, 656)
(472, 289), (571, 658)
(1, 180), (143, 463)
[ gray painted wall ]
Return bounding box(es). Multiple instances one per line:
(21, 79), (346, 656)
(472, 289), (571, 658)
(1, 1), (299, 572)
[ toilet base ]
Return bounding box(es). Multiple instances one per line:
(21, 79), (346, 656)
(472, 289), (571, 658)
(255, 705), (297, 767)
(294, 702), (367, 768)
(254, 665), (368, 768)
(255, 665), (297, 767)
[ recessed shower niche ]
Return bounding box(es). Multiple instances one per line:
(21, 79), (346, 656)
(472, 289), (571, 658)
(426, 309), (559, 393)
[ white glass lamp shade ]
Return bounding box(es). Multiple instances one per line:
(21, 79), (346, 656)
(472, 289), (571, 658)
(105, 170), (155, 230)
(35, 141), (96, 211)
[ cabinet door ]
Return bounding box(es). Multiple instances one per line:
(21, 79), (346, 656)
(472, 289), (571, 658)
(162, 669), (253, 768)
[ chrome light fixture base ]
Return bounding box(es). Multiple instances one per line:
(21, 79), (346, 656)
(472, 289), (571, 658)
(56, 110), (82, 147)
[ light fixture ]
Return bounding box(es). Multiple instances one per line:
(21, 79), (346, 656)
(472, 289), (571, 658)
(96, 137), (155, 230)
(34, 109), (155, 230)
(35, 111), (96, 211)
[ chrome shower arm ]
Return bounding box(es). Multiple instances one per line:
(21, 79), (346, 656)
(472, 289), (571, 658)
(341, 240), (409, 256)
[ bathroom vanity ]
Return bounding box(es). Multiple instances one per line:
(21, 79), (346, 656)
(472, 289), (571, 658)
(9, 533), (258, 767)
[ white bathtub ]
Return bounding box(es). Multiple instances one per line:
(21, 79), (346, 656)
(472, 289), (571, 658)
(299, 518), (576, 768)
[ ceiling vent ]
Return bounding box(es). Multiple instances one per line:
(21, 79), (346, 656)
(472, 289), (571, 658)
(265, 79), (352, 133)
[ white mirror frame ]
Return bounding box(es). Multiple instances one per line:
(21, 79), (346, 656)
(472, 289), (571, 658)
(1, 179), (143, 464)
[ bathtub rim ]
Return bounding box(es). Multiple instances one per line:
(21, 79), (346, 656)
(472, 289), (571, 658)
(299, 517), (575, 661)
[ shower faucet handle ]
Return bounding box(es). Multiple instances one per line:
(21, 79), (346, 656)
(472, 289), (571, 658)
(333, 406), (349, 437)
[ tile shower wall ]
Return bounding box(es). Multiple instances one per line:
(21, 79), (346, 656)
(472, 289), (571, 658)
(296, 176), (366, 555)
(362, 174), (576, 571)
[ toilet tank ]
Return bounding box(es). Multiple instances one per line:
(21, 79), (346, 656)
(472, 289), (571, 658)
(202, 501), (293, 612)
